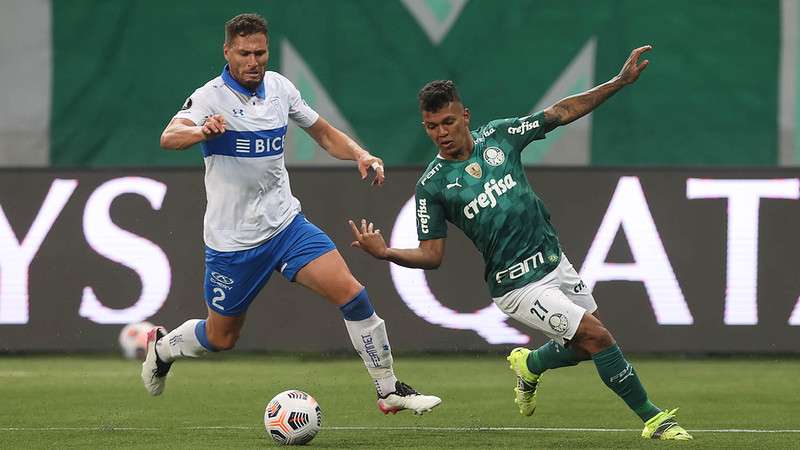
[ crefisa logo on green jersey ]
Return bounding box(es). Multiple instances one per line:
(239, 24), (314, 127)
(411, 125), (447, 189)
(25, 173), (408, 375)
(463, 174), (518, 219)
(507, 119), (539, 135)
(417, 198), (431, 234)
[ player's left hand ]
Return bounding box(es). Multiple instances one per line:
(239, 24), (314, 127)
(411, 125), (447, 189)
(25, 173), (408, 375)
(349, 219), (388, 259)
(357, 153), (385, 186)
(618, 45), (652, 85)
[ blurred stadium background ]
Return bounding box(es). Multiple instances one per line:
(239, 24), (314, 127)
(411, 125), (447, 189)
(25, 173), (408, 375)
(1, 0), (799, 448)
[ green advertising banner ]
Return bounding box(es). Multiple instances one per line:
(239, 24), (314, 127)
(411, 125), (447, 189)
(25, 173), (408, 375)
(15, 1), (788, 166)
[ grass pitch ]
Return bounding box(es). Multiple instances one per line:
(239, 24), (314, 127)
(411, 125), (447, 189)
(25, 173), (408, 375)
(1, 354), (798, 449)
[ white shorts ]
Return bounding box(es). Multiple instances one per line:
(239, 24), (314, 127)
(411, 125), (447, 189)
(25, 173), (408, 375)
(493, 253), (597, 345)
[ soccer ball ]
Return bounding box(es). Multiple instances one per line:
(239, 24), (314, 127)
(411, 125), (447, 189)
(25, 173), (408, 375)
(264, 390), (322, 445)
(118, 321), (154, 360)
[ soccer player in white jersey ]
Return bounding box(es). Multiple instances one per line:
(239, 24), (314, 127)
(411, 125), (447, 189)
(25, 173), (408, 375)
(143, 13), (440, 415)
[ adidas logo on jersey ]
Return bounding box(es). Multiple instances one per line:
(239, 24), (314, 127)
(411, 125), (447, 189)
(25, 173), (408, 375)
(507, 120), (539, 135)
(463, 174), (518, 219)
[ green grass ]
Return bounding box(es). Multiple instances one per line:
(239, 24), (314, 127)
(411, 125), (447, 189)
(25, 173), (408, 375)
(1, 354), (798, 449)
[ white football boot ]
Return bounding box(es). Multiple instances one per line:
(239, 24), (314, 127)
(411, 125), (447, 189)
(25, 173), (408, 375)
(140, 326), (172, 396)
(377, 381), (442, 415)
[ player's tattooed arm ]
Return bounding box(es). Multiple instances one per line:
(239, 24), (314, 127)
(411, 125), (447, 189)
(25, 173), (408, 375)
(541, 45), (651, 133)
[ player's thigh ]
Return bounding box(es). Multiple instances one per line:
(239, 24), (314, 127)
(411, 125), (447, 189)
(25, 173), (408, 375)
(502, 285), (588, 345)
(294, 249), (363, 306)
(204, 245), (276, 316)
(277, 215), (362, 306)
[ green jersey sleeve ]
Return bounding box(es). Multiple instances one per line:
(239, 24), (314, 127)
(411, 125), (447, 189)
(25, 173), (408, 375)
(491, 111), (548, 153)
(415, 184), (447, 241)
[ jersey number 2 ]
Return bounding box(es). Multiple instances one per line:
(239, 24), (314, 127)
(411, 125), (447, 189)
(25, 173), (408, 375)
(211, 288), (226, 310)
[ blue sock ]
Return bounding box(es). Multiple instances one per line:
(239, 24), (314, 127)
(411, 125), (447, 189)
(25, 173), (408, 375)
(339, 289), (375, 321)
(157, 318), (216, 362)
(194, 319), (217, 352)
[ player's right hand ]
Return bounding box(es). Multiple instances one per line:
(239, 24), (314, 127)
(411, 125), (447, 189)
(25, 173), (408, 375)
(618, 45), (651, 85)
(349, 219), (388, 260)
(201, 114), (226, 139)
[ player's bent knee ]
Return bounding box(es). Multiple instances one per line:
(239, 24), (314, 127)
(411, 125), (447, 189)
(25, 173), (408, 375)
(326, 272), (364, 306)
(326, 261), (364, 303)
(572, 314), (614, 354)
(591, 326), (614, 350)
(342, 279), (365, 302)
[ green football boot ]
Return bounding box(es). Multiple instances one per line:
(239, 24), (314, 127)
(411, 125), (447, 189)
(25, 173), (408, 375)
(641, 408), (693, 440)
(506, 347), (540, 416)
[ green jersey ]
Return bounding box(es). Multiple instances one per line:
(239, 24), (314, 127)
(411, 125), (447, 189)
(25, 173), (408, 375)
(415, 112), (562, 297)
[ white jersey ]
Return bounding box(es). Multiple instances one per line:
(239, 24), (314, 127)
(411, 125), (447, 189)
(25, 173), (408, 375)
(174, 66), (319, 251)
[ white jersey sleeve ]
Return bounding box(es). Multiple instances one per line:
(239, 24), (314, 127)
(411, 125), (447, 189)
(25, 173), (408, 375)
(173, 88), (214, 126)
(274, 73), (319, 128)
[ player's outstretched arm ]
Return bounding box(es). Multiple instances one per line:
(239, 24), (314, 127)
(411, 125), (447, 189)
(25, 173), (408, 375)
(349, 219), (445, 270)
(305, 117), (385, 186)
(541, 45), (652, 133)
(160, 115), (227, 150)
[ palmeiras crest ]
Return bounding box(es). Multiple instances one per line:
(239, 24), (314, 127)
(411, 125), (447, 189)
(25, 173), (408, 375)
(483, 147), (505, 166)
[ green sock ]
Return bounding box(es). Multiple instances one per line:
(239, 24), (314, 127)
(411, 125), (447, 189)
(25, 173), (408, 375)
(526, 340), (588, 375)
(591, 344), (660, 422)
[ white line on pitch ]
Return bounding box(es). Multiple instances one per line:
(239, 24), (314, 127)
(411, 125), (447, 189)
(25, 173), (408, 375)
(1, 426), (799, 433)
(333, 427), (800, 433)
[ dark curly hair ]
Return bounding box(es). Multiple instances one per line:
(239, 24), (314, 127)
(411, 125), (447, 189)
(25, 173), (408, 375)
(225, 13), (268, 44)
(418, 80), (462, 112)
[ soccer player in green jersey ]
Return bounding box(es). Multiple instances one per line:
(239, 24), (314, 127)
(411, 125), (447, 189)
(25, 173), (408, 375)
(350, 45), (692, 440)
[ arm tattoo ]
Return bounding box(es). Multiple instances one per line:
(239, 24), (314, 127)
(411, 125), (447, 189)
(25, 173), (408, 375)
(542, 103), (569, 133)
(542, 78), (623, 132)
